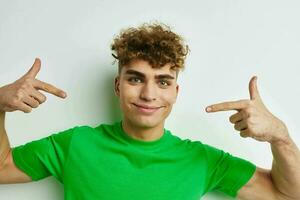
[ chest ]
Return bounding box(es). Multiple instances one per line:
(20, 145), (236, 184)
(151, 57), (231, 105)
(63, 143), (206, 199)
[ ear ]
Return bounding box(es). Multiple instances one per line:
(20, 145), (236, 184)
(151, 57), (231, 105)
(174, 84), (179, 102)
(114, 76), (120, 97)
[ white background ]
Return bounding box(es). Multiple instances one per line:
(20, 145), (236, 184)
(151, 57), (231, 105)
(0, 0), (299, 199)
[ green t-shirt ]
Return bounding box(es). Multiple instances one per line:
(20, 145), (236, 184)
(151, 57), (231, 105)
(12, 121), (256, 199)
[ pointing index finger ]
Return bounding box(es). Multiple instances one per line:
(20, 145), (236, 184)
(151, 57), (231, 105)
(206, 99), (249, 112)
(33, 79), (67, 98)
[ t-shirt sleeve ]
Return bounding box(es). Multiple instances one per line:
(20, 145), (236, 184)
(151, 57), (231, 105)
(11, 126), (77, 183)
(201, 143), (256, 197)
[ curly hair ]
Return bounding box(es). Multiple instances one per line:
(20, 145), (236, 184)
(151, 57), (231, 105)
(111, 22), (190, 75)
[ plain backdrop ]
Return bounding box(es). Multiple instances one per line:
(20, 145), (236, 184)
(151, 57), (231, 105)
(0, 0), (299, 199)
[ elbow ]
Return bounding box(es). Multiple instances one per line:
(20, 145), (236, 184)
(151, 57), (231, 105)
(0, 148), (11, 170)
(276, 189), (300, 200)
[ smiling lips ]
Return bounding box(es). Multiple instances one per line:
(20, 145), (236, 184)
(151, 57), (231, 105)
(133, 103), (162, 114)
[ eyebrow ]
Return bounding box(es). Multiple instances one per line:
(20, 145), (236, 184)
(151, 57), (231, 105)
(125, 69), (175, 80)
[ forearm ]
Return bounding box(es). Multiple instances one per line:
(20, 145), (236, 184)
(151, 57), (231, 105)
(270, 125), (300, 199)
(0, 111), (11, 168)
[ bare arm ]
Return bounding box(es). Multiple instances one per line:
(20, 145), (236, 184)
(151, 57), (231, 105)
(237, 129), (300, 200)
(0, 111), (10, 169)
(0, 58), (67, 184)
(270, 133), (300, 199)
(206, 76), (300, 199)
(0, 111), (33, 183)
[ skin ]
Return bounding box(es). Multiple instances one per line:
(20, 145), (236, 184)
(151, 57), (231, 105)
(114, 59), (179, 141)
(206, 76), (300, 199)
(0, 58), (299, 200)
(0, 58), (67, 113)
(0, 58), (67, 183)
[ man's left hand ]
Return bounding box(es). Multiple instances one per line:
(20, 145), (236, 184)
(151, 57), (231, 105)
(206, 76), (289, 144)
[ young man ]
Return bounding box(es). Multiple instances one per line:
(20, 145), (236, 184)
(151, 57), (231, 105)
(0, 23), (299, 200)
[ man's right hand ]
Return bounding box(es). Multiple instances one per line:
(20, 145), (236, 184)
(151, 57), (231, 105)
(0, 58), (67, 113)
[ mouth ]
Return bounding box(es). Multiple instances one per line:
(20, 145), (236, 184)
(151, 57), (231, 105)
(132, 103), (162, 114)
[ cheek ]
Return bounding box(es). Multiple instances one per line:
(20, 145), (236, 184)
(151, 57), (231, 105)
(119, 84), (139, 103)
(161, 91), (177, 105)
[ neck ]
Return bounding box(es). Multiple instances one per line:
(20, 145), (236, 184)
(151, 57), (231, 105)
(122, 118), (164, 142)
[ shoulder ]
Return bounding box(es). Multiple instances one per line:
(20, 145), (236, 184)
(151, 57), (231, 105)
(62, 122), (117, 142)
(167, 131), (220, 153)
(165, 130), (211, 154)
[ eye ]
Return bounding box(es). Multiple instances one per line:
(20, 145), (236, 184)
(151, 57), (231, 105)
(128, 77), (142, 83)
(159, 80), (170, 87)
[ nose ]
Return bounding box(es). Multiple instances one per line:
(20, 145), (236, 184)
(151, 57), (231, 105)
(139, 81), (157, 101)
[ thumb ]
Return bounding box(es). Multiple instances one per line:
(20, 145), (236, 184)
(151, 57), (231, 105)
(22, 58), (41, 79)
(249, 75), (261, 100)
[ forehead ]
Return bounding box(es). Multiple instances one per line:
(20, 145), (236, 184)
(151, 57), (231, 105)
(121, 59), (177, 77)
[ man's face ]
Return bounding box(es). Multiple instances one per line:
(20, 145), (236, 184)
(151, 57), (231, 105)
(114, 59), (179, 129)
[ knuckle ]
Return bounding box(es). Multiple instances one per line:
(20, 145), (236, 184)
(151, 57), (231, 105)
(240, 132), (248, 138)
(23, 78), (32, 84)
(247, 126), (254, 134)
(40, 96), (47, 103)
(10, 99), (19, 106)
(245, 107), (253, 115)
(9, 104), (18, 111)
(19, 85), (26, 90)
(34, 101), (40, 108)
(32, 103), (39, 108)
(234, 123), (239, 130)
(20, 83), (30, 90)
(16, 89), (24, 98)
(24, 107), (32, 113)
(11, 103), (20, 110)
(242, 110), (250, 118)
(229, 116), (235, 123)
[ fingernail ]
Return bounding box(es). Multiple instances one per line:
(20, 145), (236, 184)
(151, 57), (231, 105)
(61, 92), (67, 98)
(206, 107), (212, 112)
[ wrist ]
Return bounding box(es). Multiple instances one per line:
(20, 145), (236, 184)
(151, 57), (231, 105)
(0, 110), (5, 132)
(270, 121), (291, 146)
(0, 87), (4, 112)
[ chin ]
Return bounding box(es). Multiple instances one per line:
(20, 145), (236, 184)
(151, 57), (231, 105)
(130, 117), (163, 129)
